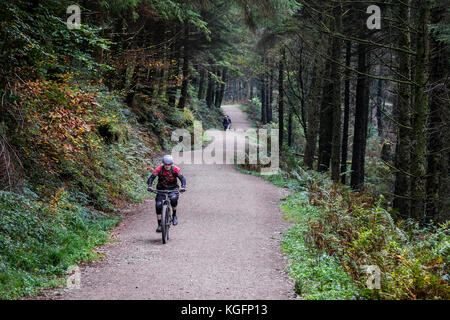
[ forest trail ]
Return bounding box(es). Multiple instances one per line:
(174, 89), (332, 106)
(44, 105), (295, 300)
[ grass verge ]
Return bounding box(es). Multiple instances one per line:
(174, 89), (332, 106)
(237, 167), (360, 299)
(0, 190), (121, 299)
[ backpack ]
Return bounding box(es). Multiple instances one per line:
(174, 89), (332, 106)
(156, 165), (179, 188)
(157, 165), (175, 178)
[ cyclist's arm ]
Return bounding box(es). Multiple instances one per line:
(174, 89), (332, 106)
(178, 174), (186, 189)
(173, 166), (186, 189)
(147, 174), (156, 187)
(147, 166), (162, 187)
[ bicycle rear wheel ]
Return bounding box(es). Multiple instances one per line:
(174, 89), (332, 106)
(161, 205), (170, 244)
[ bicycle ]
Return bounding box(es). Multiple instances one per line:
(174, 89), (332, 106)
(152, 189), (180, 244)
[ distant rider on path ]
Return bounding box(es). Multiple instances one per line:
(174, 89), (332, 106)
(147, 155), (186, 233)
(223, 115), (232, 131)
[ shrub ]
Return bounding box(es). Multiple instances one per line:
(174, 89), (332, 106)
(7, 80), (150, 211)
(281, 171), (450, 299)
(0, 190), (121, 299)
(239, 142), (449, 299)
(281, 192), (360, 300)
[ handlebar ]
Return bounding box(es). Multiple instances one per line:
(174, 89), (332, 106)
(150, 189), (185, 194)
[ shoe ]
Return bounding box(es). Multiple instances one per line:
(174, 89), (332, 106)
(156, 224), (162, 233)
(172, 215), (178, 226)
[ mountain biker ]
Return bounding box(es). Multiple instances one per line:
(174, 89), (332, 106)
(147, 155), (186, 233)
(223, 115), (232, 131)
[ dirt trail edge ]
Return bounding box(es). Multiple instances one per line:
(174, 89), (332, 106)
(46, 105), (296, 300)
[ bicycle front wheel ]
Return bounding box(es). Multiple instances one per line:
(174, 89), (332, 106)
(161, 205), (170, 244)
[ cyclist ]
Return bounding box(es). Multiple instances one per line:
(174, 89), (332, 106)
(223, 115), (232, 131)
(147, 155), (186, 233)
(227, 115), (232, 130)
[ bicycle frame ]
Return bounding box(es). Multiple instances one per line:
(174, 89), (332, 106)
(153, 189), (180, 244)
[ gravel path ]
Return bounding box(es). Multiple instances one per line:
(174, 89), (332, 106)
(45, 105), (296, 300)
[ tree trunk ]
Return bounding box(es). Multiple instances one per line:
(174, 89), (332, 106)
(341, 41), (352, 183)
(178, 27), (190, 109)
(243, 81), (248, 101)
(376, 70), (384, 138)
(426, 41), (445, 221)
(166, 31), (181, 108)
(198, 68), (206, 100)
(158, 22), (170, 97)
(305, 54), (324, 170)
(441, 95), (450, 222)
(278, 48), (285, 151)
(330, 1), (343, 183)
(350, 43), (370, 190)
(318, 59), (333, 172)
(206, 68), (215, 108)
(288, 109), (293, 147)
(268, 67), (274, 123)
(261, 67), (267, 124)
(393, 0), (412, 218)
(220, 69), (227, 106)
(215, 69), (227, 108)
(237, 80), (240, 101)
(411, 0), (431, 221)
(144, 64), (156, 106)
(214, 70), (222, 107)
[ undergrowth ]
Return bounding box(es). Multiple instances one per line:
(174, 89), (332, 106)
(281, 191), (360, 299)
(6, 78), (151, 211)
(0, 190), (121, 299)
(239, 98), (262, 127)
(0, 78), (152, 299)
(238, 147), (449, 300)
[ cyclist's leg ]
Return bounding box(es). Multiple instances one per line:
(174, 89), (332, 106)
(169, 192), (179, 213)
(155, 193), (164, 228)
(169, 191), (179, 225)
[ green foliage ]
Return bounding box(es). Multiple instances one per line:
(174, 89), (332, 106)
(363, 137), (395, 204)
(128, 91), (221, 151)
(281, 171), (450, 300)
(6, 80), (150, 212)
(0, 190), (121, 299)
(0, 0), (111, 83)
(240, 99), (262, 126)
(430, 8), (450, 44)
(238, 136), (449, 299)
(281, 192), (360, 300)
(192, 100), (225, 130)
(151, 0), (211, 36)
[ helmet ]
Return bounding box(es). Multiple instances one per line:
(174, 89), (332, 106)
(162, 155), (174, 165)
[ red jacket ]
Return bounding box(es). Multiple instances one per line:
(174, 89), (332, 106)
(147, 165), (186, 190)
